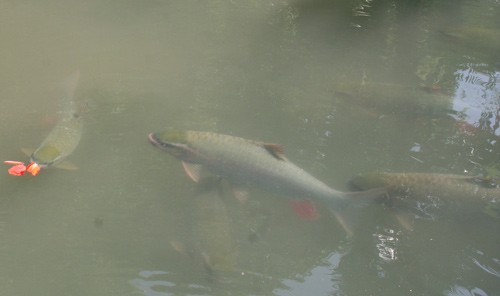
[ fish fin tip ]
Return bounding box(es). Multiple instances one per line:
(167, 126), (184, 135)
(330, 209), (354, 238)
(182, 161), (202, 182)
(261, 143), (287, 161)
(4, 160), (25, 165)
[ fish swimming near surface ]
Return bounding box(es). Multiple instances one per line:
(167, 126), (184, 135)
(30, 71), (83, 169)
(349, 172), (500, 222)
(4, 71), (83, 176)
(148, 130), (386, 235)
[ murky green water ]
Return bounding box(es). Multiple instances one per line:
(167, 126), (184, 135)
(1, 0), (499, 295)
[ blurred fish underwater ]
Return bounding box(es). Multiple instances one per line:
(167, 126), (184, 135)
(4, 71), (84, 176)
(349, 172), (500, 225)
(170, 178), (237, 281)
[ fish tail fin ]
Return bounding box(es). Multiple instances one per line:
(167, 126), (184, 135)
(329, 187), (387, 237)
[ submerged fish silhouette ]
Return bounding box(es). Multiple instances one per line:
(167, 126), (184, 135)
(349, 172), (500, 222)
(4, 71), (83, 176)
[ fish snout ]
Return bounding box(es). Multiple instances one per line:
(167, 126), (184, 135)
(148, 133), (159, 146)
(148, 132), (176, 151)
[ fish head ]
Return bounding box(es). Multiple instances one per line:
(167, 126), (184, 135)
(30, 145), (61, 168)
(148, 131), (199, 161)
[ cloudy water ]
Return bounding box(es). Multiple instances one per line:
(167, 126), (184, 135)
(1, 0), (499, 295)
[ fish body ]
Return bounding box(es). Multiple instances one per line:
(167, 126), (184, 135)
(148, 130), (383, 208)
(30, 72), (83, 168)
(349, 172), (500, 218)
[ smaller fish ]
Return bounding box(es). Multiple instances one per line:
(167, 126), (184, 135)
(4, 71), (83, 177)
(29, 71), (83, 169)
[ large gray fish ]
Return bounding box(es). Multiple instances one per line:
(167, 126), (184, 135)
(148, 130), (386, 234)
(349, 172), (500, 221)
(30, 71), (83, 170)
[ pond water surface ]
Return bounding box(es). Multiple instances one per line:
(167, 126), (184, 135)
(1, 0), (499, 295)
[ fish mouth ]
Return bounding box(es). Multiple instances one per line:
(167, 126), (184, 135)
(29, 157), (52, 169)
(148, 132), (175, 150)
(148, 133), (161, 147)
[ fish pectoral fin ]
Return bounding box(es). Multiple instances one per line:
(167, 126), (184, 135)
(21, 148), (35, 157)
(55, 161), (79, 170)
(330, 208), (354, 238)
(182, 161), (203, 183)
(260, 143), (288, 161)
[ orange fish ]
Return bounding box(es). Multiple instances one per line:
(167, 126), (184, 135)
(4, 160), (40, 176)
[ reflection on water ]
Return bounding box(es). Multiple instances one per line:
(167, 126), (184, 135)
(445, 285), (488, 296)
(274, 251), (344, 296)
(374, 228), (399, 263)
(471, 249), (500, 279)
(130, 271), (176, 296)
(1, 0), (499, 295)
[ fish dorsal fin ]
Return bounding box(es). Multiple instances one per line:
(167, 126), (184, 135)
(261, 143), (287, 161)
(182, 161), (202, 183)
